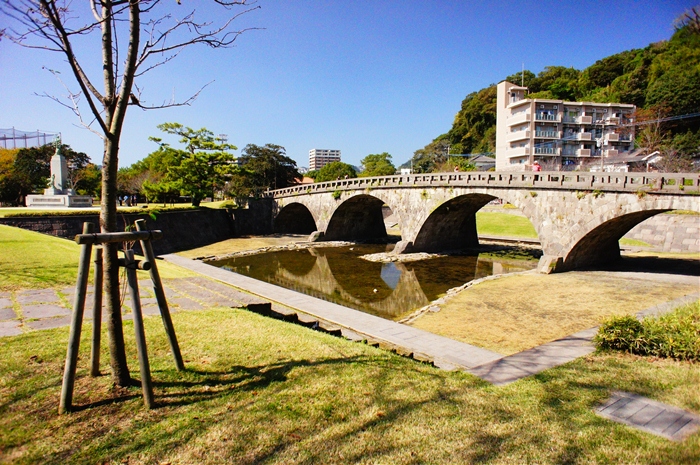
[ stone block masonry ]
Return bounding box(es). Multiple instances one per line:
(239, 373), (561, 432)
(0, 208), (238, 255)
(626, 213), (699, 253)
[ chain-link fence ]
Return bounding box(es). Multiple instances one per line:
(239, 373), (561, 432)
(0, 128), (59, 149)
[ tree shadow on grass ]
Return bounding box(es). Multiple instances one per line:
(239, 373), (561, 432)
(152, 354), (376, 408)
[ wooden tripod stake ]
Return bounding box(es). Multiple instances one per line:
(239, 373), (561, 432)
(59, 222), (183, 413)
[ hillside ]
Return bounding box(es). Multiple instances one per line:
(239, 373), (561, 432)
(408, 15), (700, 171)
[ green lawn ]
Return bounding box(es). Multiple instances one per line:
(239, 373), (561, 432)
(476, 211), (538, 238)
(1, 223), (699, 463)
(0, 225), (195, 291)
(1, 308), (699, 464)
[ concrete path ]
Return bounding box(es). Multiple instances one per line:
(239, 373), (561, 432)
(596, 391), (700, 441)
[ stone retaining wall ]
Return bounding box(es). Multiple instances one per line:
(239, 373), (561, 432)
(0, 208), (237, 255)
(625, 213), (699, 253)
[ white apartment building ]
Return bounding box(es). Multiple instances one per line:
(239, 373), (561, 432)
(495, 81), (636, 171)
(309, 149), (341, 170)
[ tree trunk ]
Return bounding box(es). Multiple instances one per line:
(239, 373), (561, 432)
(101, 136), (131, 386)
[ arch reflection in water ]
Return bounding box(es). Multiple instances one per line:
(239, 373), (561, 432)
(207, 245), (536, 320)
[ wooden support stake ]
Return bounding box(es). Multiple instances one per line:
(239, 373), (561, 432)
(90, 247), (103, 377)
(75, 230), (163, 245)
(135, 219), (185, 371)
(60, 222), (94, 414)
(124, 249), (155, 409)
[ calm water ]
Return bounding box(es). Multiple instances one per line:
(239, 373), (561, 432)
(207, 244), (537, 320)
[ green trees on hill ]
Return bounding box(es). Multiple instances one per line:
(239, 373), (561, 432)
(359, 153), (395, 177)
(315, 162), (357, 182)
(412, 16), (700, 171)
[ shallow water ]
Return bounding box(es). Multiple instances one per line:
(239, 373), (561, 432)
(207, 244), (537, 320)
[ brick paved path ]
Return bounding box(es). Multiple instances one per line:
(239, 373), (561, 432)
(0, 276), (268, 338)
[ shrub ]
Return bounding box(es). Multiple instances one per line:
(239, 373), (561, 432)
(595, 301), (700, 361)
(594, 315), (644, 352)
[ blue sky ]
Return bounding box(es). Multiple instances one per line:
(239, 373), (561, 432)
(0, 0), (694, 169)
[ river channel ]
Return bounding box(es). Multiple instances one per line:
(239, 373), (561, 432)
(206, 244), (537, 320)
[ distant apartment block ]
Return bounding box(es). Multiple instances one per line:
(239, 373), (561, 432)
(309, 149), (341, 170)
(495, 81), (635, 171)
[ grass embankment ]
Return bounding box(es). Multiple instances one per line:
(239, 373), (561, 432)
(0, 225), (195, 291)
(2, 308), (700, 464)
(475, 211), (538, 238)
(177, 235), (309, 259)
(596, 300), (700, 361)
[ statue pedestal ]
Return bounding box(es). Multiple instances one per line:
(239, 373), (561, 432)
(26, 194), (94, 208)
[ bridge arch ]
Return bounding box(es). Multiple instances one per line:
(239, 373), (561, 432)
(393, 187), (539, 254)
(562, 209), (670, 270)
(273, 202), (317, 234)
(411, 193), (496, 252)
(324, 194), (389, 242)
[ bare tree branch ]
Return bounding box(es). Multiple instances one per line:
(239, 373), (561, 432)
(129, 80), (213, 110)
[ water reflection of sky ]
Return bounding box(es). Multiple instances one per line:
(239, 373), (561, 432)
(380, 263), (401, 289)
(207, 245), (536, 321)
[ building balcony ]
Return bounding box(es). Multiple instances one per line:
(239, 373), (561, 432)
(576, 132), (593, 141)
(605, 116), (620, 125)
(605, 133), (619, 142)
(535, 130), (559, 139)
(507, 146), (530, 157)
(534, 147), (560, 155)
(534, 113), (560, 122)
(507, 130), (530, 143)
(579, 116), (593, 124)
(507, 112), (531, 126)
(562, 148), (592, 157)
(605, 149), (619, 157)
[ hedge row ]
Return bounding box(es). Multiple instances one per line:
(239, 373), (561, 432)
(594, 301), (700, 361)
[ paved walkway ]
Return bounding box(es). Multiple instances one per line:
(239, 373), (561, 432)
(0, 275), (271, 338)
(596, 391), (700, 442)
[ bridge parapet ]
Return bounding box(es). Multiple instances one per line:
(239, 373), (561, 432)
(270, 171), (699, 198)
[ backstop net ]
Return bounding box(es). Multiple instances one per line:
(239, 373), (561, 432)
(0, 128), (59, 149)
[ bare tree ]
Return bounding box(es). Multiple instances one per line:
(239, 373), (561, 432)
(634, 106), (670, 156)
(1, 0), (259, 386)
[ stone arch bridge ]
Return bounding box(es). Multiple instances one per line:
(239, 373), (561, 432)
(266, 171), (699, 273)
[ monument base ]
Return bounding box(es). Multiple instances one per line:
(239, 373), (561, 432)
(26, 194), (94, 208)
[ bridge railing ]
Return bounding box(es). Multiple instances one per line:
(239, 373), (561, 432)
(269, 172), (700, 198)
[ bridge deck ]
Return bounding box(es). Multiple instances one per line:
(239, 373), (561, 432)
(271, 171), (698, 198)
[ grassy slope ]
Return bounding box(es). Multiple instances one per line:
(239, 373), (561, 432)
(0, 225), (196, 291)
(476, 211), (538, 238)
(1, 309), (699, 464)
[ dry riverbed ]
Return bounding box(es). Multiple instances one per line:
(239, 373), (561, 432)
(407, 269), (699, 356)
